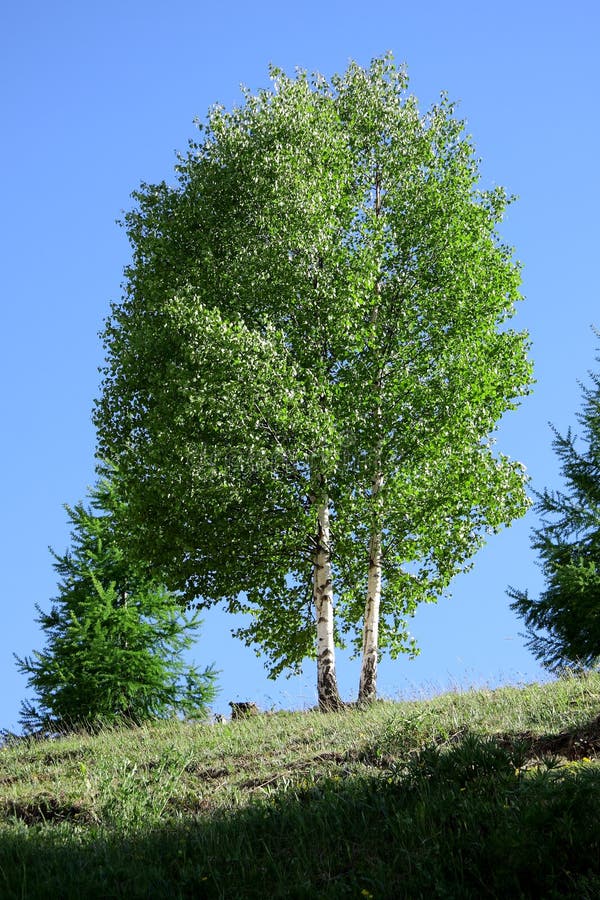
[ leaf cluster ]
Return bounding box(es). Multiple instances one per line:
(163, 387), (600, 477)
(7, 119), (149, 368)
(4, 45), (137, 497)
(96, 54), (532, 676)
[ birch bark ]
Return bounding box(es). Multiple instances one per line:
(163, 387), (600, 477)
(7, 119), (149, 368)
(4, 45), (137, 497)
(358, 168), (384, 704)
(358, 471), (383, 703)
(314, 499), (343, 710)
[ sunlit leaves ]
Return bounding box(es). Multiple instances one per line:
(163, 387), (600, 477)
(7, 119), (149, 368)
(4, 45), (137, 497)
(96, 54), (532, 683)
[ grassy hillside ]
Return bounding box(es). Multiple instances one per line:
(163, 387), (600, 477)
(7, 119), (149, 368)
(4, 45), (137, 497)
(2, 674), (600, 898)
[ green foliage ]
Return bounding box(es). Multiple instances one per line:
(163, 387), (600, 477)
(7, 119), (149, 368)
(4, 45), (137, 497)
(509, 352), (600, 671)
(96, 53), (532, 680)
(15, 480), (217, 733)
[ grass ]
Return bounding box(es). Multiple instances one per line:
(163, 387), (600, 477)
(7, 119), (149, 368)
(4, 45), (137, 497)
(2, 673), (600, 898)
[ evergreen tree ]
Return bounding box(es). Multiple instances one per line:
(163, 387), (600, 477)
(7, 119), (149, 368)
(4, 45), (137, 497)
(509, 354), (600, 671)
(16, 480), (217, 733)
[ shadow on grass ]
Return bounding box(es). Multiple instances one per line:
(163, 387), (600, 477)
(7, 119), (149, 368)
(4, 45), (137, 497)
(2, 732), (600, 899)
(496, 713), (600, 761)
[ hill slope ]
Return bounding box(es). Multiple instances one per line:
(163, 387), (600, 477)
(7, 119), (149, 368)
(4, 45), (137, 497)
(2, 674), (600, 898)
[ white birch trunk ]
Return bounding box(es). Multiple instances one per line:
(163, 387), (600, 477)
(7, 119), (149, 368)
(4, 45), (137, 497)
(314, 499), (343, 711)
(358, 166), (384, 705)
(359, 474), (383, 704)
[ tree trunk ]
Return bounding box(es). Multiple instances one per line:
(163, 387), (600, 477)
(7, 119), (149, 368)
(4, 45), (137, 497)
(314, 499), (343, 711)
(359, 457), (384, 704)
(358, 165), (384, 705)
(358, 525), (382, 704)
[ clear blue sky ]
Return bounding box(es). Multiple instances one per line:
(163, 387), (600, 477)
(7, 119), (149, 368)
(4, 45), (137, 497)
(2, 0), (599, 730)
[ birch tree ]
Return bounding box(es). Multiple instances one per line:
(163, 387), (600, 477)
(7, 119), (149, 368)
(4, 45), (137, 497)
(96, 55), (532, 708)
(328, 61), (532, 701)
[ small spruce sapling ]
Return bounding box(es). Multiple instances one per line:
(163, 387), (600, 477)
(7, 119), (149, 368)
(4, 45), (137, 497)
(15, 479), (218, 733)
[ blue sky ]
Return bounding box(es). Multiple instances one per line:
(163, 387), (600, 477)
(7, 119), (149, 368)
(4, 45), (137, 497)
(1, 0), (599, 729)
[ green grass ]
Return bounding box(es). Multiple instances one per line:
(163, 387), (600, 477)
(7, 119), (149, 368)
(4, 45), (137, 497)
(2, 673), (600, 898)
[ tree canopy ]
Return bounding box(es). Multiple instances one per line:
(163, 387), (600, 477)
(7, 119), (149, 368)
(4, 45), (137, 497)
(509, 353), (600, 671)
(96, 55), (532, 708)
(16, 480), (218, 733)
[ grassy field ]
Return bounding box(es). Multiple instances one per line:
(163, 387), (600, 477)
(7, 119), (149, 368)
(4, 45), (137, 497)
(2, 673), (600, 898)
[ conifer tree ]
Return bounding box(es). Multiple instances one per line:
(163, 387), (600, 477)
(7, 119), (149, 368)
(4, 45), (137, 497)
(509, 354), (600, 671)
(16, 480), (217, 733)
